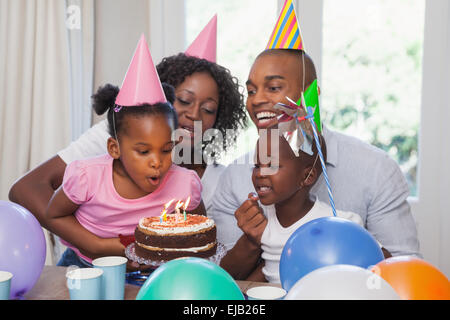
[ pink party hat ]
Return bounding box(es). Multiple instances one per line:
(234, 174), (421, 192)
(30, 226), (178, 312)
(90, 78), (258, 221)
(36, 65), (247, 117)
(115, 34), (166, 106)
(185, 14), (217, 63)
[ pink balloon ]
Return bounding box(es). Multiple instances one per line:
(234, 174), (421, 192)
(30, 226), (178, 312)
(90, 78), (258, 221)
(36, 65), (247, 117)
(0, 201), (46, 299)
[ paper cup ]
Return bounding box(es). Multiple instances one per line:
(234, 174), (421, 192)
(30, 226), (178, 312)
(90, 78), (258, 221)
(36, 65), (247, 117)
(66, 267), (103, 300)
(0, 271), (13, 300)
(246, 286), (287, 300)
(92, 256), (127, 300)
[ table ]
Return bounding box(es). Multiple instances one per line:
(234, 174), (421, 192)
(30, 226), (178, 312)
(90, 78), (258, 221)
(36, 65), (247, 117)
(24, 266), (281, 300)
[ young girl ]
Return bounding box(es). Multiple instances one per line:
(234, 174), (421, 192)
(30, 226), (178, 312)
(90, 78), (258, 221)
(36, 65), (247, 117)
(46, 38), (204, 267)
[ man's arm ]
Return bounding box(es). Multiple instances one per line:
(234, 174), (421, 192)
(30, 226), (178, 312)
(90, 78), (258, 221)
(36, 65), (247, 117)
(367, 155), (421, 257)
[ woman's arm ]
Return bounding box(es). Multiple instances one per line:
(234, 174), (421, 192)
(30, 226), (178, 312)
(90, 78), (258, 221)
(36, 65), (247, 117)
(8, 155), (66, 229)
(9, 155), (123, 259)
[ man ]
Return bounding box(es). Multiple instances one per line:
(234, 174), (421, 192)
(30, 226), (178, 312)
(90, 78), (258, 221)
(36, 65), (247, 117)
(214, 1), (420, 279)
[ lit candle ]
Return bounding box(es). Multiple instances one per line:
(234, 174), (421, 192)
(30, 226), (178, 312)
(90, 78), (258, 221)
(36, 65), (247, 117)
(175, 200), (183, 215)
(160, 199), (175, 222)
(174, 200), (184, 223)
(183, 196), (191, 221)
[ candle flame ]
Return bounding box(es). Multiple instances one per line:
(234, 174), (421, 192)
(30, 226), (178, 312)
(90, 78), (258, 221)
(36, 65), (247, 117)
(183, 196), (191, 210)
(165, 199), (175, 210)
(160, 199), (176, 221)
(175, 200), (183, 211)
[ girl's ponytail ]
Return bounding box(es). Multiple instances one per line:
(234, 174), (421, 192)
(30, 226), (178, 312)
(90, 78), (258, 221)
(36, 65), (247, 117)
(91, 84), (120, 115)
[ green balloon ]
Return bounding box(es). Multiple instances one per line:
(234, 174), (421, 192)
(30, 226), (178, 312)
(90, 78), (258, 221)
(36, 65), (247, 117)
(136, 257), (244, 300)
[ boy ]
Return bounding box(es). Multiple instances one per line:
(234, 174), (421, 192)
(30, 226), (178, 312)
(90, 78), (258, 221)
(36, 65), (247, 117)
(249, 130), (367, 283)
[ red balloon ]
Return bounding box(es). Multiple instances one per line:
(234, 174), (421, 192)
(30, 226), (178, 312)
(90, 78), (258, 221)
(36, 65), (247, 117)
(372, 256), (450, 300)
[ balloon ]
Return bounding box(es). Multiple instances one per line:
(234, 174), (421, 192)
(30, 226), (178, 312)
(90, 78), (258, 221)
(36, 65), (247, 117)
(280, 217), (384, 291)
(372, 256), (450, 300)
(0, 201), (46, 299)
(136, 257), (244, 300)
(285, 264), (400, 300)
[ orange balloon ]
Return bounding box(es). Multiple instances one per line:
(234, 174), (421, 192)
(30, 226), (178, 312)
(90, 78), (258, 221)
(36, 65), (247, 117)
(371, 256), (450, 300)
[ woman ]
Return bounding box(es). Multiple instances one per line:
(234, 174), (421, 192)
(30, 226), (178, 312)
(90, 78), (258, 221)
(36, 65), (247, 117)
(8, 53), (247, 262)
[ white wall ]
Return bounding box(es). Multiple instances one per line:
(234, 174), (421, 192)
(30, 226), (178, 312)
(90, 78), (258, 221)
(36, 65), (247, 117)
(411, 0), (450, 276)
(92, 0), (150, 124)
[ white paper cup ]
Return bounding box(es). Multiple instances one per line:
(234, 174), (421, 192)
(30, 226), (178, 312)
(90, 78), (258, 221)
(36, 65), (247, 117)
(0, 271), (13, 300)
(66, 267), (103, 300)
(246, 286), (287, 300)
(92, 256), (127, 300)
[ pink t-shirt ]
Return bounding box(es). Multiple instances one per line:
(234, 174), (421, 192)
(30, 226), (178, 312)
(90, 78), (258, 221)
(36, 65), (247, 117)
(61, 154), (202, 262)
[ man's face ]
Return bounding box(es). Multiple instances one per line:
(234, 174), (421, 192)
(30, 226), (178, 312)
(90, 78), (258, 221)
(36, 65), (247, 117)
(246, 52), (303, 129)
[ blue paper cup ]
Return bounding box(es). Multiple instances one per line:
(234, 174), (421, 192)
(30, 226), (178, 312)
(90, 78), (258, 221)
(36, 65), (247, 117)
(246, 286), (286, 300)
(92, 256), (127, 300)
(66, 267), (103, 300)
(0, 271), (13, 300)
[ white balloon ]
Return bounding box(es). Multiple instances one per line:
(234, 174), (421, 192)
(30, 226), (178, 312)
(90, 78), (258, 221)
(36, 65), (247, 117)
(284, 264), (400, 300)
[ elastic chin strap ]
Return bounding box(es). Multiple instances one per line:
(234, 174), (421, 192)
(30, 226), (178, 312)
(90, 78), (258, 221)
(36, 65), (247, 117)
(302, 52), (306, 94)
(112, 105), (121, 152)
(303, 152), (319, 186)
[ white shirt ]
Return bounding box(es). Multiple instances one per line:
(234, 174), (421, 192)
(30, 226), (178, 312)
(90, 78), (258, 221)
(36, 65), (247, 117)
(57, 119), (226, 213)
(211, 126), (421, 257)
(261, 200), (364, 284)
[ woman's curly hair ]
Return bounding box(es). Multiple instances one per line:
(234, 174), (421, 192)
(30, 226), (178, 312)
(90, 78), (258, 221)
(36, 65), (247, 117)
(157, 53), (248, 161)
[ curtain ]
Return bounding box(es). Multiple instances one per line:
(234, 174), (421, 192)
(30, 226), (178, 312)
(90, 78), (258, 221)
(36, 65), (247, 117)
(0, 0), (71, 200)
(0, 0), (95, 264)
(66, 0), (94, 140)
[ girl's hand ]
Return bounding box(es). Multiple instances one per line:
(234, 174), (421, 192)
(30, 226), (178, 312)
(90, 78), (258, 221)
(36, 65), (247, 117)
(234, 193), (267, 247)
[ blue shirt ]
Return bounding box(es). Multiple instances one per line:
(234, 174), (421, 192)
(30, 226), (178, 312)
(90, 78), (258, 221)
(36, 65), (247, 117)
(211, 126), (421, 257)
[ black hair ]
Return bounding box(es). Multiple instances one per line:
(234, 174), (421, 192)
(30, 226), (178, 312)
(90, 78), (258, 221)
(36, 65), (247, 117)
(157, 53), (248, 159)
(91, 82), (178, 139)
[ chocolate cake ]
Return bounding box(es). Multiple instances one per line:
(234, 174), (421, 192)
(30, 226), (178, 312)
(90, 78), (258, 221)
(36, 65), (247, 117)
(134, 213), (217, 261)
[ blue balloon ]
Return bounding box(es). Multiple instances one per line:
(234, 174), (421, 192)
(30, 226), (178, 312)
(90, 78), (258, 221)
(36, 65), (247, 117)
(280, 217), (384, 291)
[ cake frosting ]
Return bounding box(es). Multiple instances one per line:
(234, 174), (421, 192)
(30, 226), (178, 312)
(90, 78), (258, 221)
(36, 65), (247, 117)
(134, 213), (217, 261)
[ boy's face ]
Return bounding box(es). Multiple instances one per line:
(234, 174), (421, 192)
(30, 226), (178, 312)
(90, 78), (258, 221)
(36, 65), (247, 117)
(252, 135), (304, 206)
(246, 52), (303, 129)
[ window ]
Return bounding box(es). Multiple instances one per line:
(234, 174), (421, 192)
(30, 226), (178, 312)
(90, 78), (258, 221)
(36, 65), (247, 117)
(321, 0), (426, 196)
(185, 0), (278, 164)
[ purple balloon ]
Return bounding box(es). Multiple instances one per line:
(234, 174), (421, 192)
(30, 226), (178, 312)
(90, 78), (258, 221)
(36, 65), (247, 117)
(0, 200), (46, 299)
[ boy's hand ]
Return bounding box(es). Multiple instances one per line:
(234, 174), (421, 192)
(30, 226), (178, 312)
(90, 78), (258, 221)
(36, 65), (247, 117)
(235, 193), (267, 247)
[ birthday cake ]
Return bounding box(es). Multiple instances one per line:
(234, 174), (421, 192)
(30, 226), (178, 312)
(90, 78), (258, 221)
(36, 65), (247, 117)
(134, 213), (217, 261)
